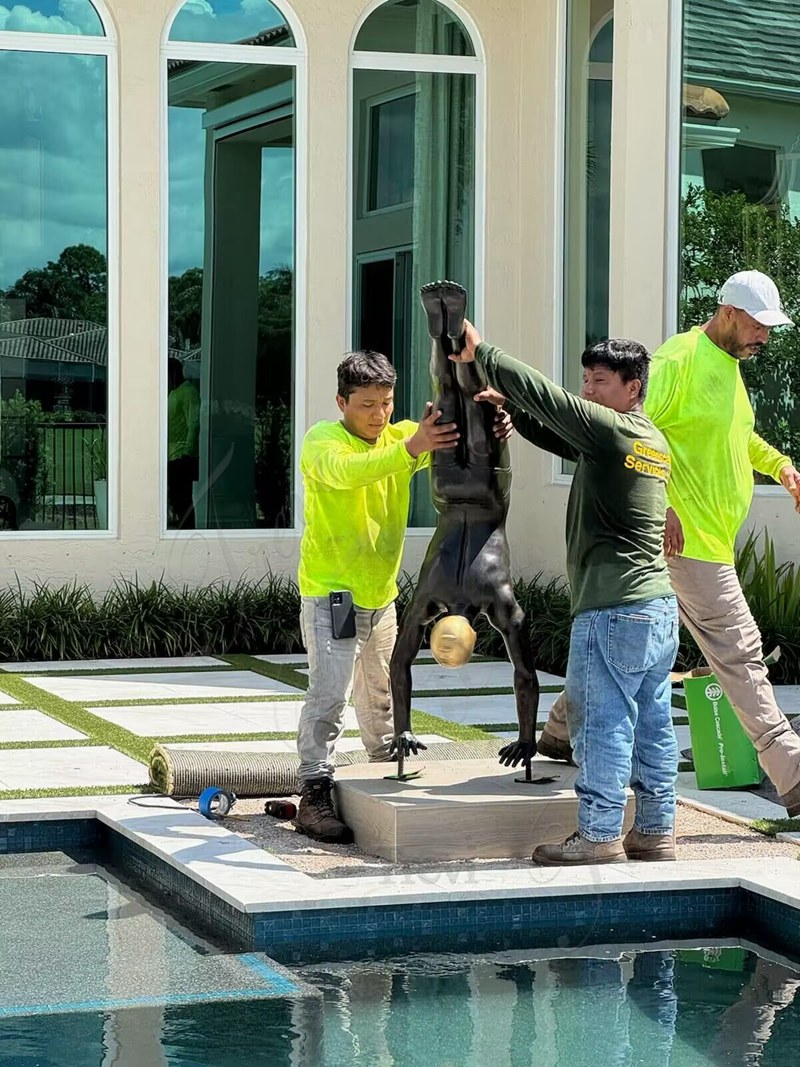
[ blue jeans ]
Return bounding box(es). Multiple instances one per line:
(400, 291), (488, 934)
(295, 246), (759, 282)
(566, 596), (679, 842)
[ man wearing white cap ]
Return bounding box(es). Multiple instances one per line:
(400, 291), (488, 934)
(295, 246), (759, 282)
(540, 270), (800, 822)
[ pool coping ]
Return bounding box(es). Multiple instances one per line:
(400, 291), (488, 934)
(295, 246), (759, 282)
(0, 794), (798, 920)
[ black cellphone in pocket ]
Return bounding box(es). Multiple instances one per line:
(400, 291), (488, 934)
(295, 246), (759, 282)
(329, 590), (356, 639)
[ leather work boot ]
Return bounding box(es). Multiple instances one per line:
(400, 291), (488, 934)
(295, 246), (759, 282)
(623, 828), (676, 862)
(294, 778), (354, 844)
(536, 728), (575, 765)
(780, 781), (800, 819)
(531, 831), (626, 866)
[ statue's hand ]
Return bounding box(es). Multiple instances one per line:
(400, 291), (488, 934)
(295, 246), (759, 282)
(390, 731), (428, 758)
(498, 738), (537, 768)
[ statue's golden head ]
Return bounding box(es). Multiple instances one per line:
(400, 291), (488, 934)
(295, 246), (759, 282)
(429, 614), (477, 669)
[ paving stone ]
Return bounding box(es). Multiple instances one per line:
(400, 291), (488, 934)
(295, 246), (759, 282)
(0, 747), (144, 789)
(774, 686), (800, 715)
(169, 734), (449, 752)
(410, 691), (561, 727)
(409, 663), (565, 690)
(22, 670), (303, 703)
(0, 711), (85, 743)
(90, 701), (359, 738)
(253, 654), (308, 666)
(293, 663), (567, 690)
(0, 657), (224, 673)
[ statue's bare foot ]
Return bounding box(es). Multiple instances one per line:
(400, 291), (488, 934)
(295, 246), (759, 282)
(498, 738), (537, 768)
(440, 280), (467, 345)
(420, 280), (467, 345)
(390, 730), (429, 757)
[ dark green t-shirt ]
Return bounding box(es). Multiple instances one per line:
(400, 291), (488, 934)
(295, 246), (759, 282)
(476, 343), (673, 617)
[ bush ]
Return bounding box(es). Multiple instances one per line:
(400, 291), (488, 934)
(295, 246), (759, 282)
(2, 544), (798, 684)
(0, 574), (304, 663)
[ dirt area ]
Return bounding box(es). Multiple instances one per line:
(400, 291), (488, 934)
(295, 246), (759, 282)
(204, 798), (800, 879)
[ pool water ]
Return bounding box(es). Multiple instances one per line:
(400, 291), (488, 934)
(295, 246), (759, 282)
(300, 947), (800, 1066)
(1, 853), (799, 1065)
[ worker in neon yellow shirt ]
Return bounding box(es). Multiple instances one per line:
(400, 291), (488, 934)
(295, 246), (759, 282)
(295, 349), (510, 842)
(540, 271), (800, 819)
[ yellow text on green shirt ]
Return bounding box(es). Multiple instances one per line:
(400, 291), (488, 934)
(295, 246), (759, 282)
(298, 420), (430, 609)
(644, 327), (790, 565)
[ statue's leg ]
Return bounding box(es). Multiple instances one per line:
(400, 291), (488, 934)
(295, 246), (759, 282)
(485, 589), (540, 768)
(389, 593), (440, 757)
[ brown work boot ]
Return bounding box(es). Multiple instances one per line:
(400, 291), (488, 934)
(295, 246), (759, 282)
(780, 781), (800, 819)
(531, 831), (626, 866)
(623, 827), (676, 862)
(536, 728), (575, 765)
(294, 778), (354, 844)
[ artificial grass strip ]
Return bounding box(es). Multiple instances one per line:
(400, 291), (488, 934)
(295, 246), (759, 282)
(0, 739), (94, 751)
(408, 710), (492, 741)
(0, 784), (150, 801)
(0, 674), (153, 765)
(5, 662), (235, 678)
(152, 729), (360, 744)
(220, 653), (309, 691)
(750, 817), (800, 838)
(80, 692), (305, 709)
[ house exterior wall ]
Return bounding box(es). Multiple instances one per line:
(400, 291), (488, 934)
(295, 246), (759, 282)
(0, 0), (796, 594)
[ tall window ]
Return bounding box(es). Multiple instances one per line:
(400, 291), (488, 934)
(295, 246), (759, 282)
(0, 2), (112, 533)
(563, 4), (613, 399)
(351, 0), (481, 526)
(680, 1), (800, 479)
(164, 0), (302, 531)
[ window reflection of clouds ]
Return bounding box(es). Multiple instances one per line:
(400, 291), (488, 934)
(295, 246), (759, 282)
(169, 0), (292, 44)
(167, 108), (293, 276)
(0, 50), (107, 288)
(0, 1), (103, 35)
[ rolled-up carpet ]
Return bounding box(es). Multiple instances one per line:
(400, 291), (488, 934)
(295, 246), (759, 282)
(149, 739), (506, 798)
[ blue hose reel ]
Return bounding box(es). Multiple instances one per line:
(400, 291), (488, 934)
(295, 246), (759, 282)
(198, 786), (237, 819)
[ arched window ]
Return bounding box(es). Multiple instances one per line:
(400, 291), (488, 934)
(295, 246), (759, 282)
(350, 0), (483, 526)
(0, 2), (115, 534)
(163, 0), (304, 532)
(563, 4), (614, 397)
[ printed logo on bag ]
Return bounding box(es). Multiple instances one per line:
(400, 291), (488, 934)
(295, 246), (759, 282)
(705, 683), (724, 701)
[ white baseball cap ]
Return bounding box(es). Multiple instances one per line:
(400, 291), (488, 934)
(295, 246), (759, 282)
(717, 270), (794, 327)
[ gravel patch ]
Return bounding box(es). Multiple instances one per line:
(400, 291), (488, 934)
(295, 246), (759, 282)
(188, 797), (800, 878)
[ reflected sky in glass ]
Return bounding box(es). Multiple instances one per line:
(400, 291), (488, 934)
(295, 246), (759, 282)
(168, 105), (293, 278)
(0, 1), (103, 35)
(169, 0), (293, 45)
(0, 49), (107, 292)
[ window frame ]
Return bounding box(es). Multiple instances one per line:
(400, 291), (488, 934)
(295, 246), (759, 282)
(347, 0), (486, 537)
(363, 85), (419, 217)
(0, 3), (118, 540)
(160, 0), (307, 539)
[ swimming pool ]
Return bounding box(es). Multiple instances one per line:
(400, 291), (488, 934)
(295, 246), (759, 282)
(2, 807), (799, 1065)
(2, 891), (798, 1067)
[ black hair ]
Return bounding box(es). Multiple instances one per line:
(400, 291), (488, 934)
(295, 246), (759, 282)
(337, 350), (396, 400)
(581, 338), (651, 399)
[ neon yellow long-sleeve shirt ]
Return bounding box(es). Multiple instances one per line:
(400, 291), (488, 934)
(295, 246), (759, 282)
(298, 420), (430, 609)
(644, 327), (790, 565)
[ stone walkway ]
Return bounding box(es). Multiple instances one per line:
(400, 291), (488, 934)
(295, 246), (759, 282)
(0, 654), (797, 847)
